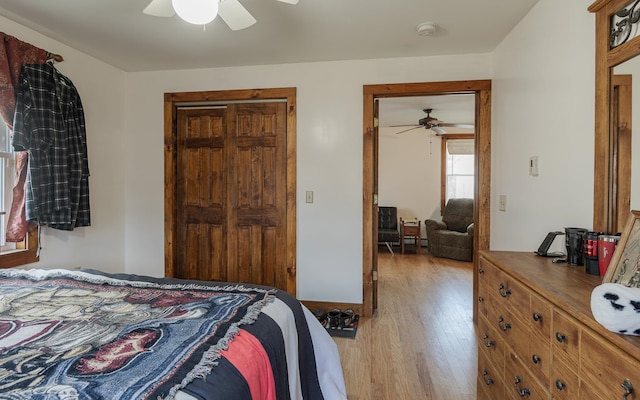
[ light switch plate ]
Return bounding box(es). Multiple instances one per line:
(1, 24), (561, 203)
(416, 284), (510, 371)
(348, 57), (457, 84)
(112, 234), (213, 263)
(529, 156), (539, 176)
(499, 195), (507, 211)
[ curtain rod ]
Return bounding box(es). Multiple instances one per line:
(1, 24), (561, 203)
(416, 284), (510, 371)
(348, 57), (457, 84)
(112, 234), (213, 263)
(46, 52), (64, 63)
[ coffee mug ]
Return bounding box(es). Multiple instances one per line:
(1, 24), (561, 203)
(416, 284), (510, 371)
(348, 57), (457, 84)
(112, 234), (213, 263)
(598, 235), (619, 276)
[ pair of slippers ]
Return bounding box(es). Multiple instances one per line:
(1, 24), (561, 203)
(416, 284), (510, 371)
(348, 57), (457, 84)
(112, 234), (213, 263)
(312, 308), (355, 329)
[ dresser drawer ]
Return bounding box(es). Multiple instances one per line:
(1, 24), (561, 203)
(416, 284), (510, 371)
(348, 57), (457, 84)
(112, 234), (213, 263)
(476, 376), (497, 400)
(581, 329), (640, 400)
(552, 310), (580, 367)
(478, 259), (501, 315)
(477, 278), (491, 319)
(478, 258), (502, 290)
(478, 357), (504, 400)
(485, 295), (529, 361)
(579, 380), (609, 400)
(528, 330), (551, 386)
(530, 292), (552, 340)
(477, 313), (505, 374)
(477, 260), (493, 320)
(500, 275), (530, 321)
(504, 349), (548, 400)
(483, 269), (530, 323)
(478, 259), (511, 303)
(551, 358), (579, 400)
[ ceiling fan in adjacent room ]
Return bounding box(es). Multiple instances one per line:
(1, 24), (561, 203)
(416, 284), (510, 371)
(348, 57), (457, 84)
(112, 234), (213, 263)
(391, 108), (474, 135)
(143, 0), (299, 30)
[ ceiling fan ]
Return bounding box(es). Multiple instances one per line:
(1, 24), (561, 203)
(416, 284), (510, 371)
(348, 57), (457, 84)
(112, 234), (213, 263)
(143, 0), (299, 30)
(391, 108), (474, 135)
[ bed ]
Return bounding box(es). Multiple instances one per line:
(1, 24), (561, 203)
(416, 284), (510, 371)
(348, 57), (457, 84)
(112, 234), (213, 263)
(0, 268), (347, 400)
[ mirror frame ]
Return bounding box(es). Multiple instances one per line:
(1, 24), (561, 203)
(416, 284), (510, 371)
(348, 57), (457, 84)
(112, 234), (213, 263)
(590, 0), (640, 233)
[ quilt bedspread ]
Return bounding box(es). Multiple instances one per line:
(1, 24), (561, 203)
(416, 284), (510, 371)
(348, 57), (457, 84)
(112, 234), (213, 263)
(0, 269), (273, 399)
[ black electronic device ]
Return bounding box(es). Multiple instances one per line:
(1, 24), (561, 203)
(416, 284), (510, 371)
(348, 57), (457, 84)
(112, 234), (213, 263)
(535, 231), (565, 257)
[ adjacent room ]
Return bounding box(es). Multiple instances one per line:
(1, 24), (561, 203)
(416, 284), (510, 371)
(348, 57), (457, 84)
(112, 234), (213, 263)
(377, 93), (475, 258)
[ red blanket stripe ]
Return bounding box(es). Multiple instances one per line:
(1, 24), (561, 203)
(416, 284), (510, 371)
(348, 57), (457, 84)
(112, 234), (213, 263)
(221, 330), (276, 400)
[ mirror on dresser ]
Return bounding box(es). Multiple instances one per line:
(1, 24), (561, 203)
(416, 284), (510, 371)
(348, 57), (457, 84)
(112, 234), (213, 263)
(590, 0), (640, 234)
(616, 57), (640, 211)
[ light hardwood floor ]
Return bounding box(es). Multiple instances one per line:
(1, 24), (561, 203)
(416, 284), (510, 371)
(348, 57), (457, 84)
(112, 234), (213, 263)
(333, 248), (477, 399)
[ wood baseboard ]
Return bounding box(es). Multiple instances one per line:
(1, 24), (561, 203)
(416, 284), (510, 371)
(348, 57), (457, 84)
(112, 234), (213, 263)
(301, 300), (363, 316)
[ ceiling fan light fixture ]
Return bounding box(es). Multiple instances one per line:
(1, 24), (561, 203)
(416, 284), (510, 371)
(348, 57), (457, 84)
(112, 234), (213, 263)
(172, 0), (219, 25)
(430, 125), (446, 135)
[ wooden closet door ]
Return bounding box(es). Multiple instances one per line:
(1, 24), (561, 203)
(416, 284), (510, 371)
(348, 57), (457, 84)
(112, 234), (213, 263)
(176, 107), (228, 282)
(225, 103), (288, 289)
(175, 102), (288, 290)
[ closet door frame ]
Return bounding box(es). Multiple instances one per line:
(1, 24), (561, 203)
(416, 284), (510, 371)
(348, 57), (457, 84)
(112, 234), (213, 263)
(164, 87), (297, 296)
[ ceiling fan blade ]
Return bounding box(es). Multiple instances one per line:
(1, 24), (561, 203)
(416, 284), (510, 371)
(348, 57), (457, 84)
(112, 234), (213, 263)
(395, 126), (423, 134)
(219, 0), (257, 30)
(143, 0), (175, 17)
(440, 123), (474, 129)
(277, 0), (299, 4)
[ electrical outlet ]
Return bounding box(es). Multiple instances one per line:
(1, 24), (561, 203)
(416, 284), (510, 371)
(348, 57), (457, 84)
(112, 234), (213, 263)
(499, 195), (507, 211)
(305, 191), (313, 203)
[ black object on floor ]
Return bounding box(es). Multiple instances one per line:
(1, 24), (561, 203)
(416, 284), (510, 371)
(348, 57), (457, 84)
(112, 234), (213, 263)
(324, 314), (359, 339)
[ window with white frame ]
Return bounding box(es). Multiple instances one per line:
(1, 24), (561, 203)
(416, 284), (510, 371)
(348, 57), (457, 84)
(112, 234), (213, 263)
(0, 119), (14, 252)
(0, 116), (38, 267)
(444, 137), (474, 202)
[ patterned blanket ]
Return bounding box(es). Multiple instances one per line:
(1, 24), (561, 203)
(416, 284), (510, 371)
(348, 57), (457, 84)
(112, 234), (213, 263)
(0, 269), (273, 399)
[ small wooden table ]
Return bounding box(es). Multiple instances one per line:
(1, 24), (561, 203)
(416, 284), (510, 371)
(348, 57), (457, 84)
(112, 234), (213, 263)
(400, 218), (421, 254)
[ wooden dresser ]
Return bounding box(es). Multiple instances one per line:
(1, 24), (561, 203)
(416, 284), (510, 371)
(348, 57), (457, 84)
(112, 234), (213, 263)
(476, 251), (640, 400)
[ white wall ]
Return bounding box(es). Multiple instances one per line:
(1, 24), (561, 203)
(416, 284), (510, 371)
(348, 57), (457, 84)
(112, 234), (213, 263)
(378, 128), (442, 239)
(1, 16), (127, 273)
(490, 0), (595, 251)
(124, 55), (492, 303)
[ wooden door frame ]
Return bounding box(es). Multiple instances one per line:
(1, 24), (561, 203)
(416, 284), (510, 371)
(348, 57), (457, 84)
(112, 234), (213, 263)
(164, 87), (298, 296)
(611, 74), (632, 233)
(363, 80), (492, 318)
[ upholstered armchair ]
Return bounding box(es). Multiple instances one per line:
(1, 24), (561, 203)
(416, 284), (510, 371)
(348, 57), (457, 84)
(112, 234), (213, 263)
(378, 206), (400, 254)
(425, 198), (474, 261)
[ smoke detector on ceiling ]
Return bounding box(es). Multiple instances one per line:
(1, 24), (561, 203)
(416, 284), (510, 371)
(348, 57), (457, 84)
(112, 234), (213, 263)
(416, 22), (437, 37)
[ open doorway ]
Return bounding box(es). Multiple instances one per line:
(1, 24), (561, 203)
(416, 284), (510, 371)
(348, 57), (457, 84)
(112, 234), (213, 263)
(362, 80), (492, 317)
(377, 93), (475, 252)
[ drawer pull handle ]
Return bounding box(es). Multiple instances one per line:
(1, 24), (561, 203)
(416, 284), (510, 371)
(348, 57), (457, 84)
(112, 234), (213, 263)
(499, 283), (512, 297)
(483, 333), (495, 348)
(555, 379), (566, 391)
(532, 313), (541, 322)
(555, 332), (566, 343)
(514, 375), (531, 397)
(478, 296), (484, 303)
(532, 354), (541, 364)
(483, 369), (494, 385)
(498, 316), (512, 331)
(622, 379), (634, 399)
(479, 267), (484, 274)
